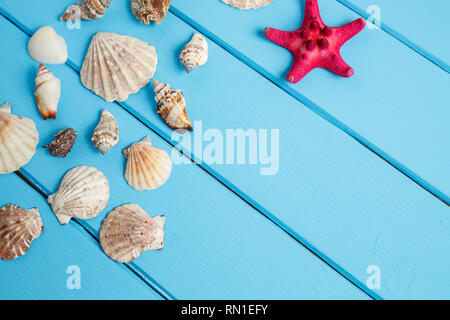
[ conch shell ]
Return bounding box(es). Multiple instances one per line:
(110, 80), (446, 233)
(0, 103), (39, 174)
(34, 64), (61, 120)
(91, 110), (119, 154)
(48, 166), (110, 225)
(80, 32), (158, 102)
(0, 204), (43, 261)
(153, 80), (193, 132)
(100, 203), (165, 263)
(180, 33), (208, 73)
(60, 0), (113, 21)
(123, 137), (172, 191)
(131, 0), (171, 24)
(221, 0), (273, 9)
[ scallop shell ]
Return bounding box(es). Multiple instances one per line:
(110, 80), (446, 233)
(153, 80), (193, 132)
(100, 203), (165, 263)
(35, 64), (61, 120)
(220, 0), (273, 9)
(91, 110), (119, 154)
(131, 0), (171, 25)
(123, 137), (172, 191)
(60, 0), (113, 21)
(180, 33), (208, 73)
(80, 32), (158, 102)
(0, 204), (43, 261)
(0, 103), (39, 174)
(48, 166), (110, 225)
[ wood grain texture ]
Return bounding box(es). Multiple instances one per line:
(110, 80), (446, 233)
(0, 16), (366, 299)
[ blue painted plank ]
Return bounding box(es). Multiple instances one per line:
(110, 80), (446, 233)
(0, 174), (162, 300)
(0, 16), (366, 299)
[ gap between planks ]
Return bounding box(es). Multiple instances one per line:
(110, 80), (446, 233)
(0, 8), (382, 299)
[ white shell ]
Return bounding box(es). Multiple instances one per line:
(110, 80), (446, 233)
(48, 166), (110, 225)
(123, 137), (172, 191)
(100, 203), (165, 263)
(0, 103), (39, 174)
(28, 26), (68, 64)
(0, 204), (43, 261)
(34, 64), (61, 120)
(180, 33), (208, 73)
(221, 0), (273, 9)
(60, 0), (113, 21)
(91, 110), (119, 154)
(80, 32), (158, 102)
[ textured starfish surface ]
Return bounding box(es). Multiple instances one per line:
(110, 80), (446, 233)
(264, 0), (365, 83)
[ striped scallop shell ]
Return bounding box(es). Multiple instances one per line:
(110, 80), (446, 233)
(91, 110), (119, 154)
(131, 0), (171, 25)
(80, 32), (158, 102)
(123, 137), (172, 191)
(60, 0), (113, 21)
(100, 203), (165, 263)
(179, 33), (208, 73)
(221, 0), (273, 9)
(0, 103), (39, 174)
(0, 204), (43, 261)
(48, 166), (110, 225)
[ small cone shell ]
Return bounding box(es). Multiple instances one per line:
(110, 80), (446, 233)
(0, 103), (39, 174)
(153, 80), (193, 132)
(180, 33), (208, 73)
(100, 203), (165, 263)
(60, 0), (113, 21)
(221, 0), (273, 9)
(34, 64), (60, 120)
(0, 204), (43, 261)
(91, 110), (119, 154)
(131, 0), (171, 25)
(48, 166), (110, 225)
(44, 128), (77, 157)
(123, 137), (172, 191)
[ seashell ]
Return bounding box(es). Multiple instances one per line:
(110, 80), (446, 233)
(100, 203), (165, 263)
(60, 0), (113, 21)
(91, 110), (119, 154)
(80, 32), (158, 102)
(0, 103), (39, 174)
(0, 204), (43, 261)
(44, 128), (77, 158)
(28, 26), (68, 64)
(220, 0), (273, 9)
(123, 137), (172, 191)
(34, 64), (61, 120)
(131, 0), (171, 25)
(153, 80), (193, 132)
(48, 166), (110, 225)
(180, 33), (209, 73)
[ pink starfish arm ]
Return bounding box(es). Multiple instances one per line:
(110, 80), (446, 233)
(264, 28), (296, 50)
(335, 18), (366, 47)
(304, 0), (322, 22)
(320, 54), (355, 78)
(286, 57), (315, 83)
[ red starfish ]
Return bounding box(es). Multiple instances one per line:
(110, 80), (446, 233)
(264, 0), (365, 83)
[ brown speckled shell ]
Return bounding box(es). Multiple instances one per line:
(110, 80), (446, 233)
(44, 128), (77, 157)
(131, 0), (171, 24)
(60, 0), (113, 21)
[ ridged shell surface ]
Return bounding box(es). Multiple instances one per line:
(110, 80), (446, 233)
(80, 32), (158, 102)
(0, 204), (43, 261)
(0, 103), (39, 174)
(48, 166), (110, 225)
(153, 80), (193, 132)
(35, 64), (60, 120)
(123, 137), (172, 191)
(131, 0), (171, 24)
(61, 0), (113, 21)
(180, 33), (208, 73)
(221, 0), (273, 9)
(91, 110), (119, 154)
(100, 203), (165, 262)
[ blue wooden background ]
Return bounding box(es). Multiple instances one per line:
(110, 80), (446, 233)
(0, 0), (448, 300)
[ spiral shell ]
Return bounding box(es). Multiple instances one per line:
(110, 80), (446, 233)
(0, 103), (39, 174)
(80, 32), (158, 102)
(60, 0), (113, 21)
(153, 80), (192, 132)
(180, 33), (208, 73)
(0, 204), (43, 261)
(91, 110), (119, 154)
(35, 64), (61, 120)
(48, 166), (110, 225)
(100, 203), (165, 263)
(131, 0), (171, 25)
(221, 0), (273, 9)
(123, 137), (172, 191)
